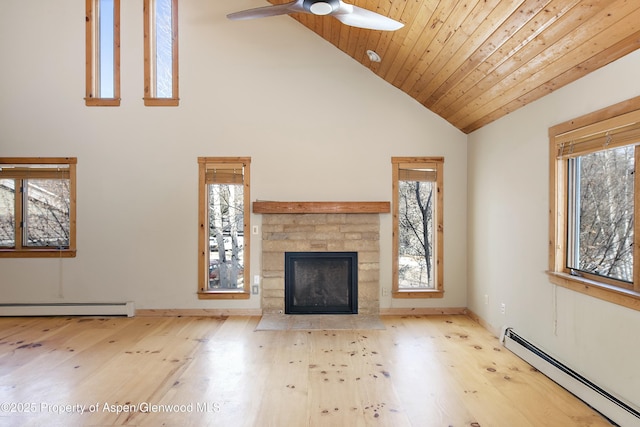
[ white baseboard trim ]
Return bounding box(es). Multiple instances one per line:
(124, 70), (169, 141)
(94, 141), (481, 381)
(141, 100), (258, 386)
(0, 302), (135, 317)
(136, 308), (263, 317)
(380, 307), (468, 315)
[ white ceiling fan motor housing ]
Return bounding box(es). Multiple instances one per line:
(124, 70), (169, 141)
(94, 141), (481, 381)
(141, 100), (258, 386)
(310, 2), (333, 15)
(305, 0), (340, 15)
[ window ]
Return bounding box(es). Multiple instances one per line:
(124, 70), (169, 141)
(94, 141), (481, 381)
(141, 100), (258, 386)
(144, 0), (179, 106)
(198, 157), (250, 299)
(0, 158), (77, 258)
(85, 0), (120, 106)
(549, 97), (640, 310)
(392, 157), (444, 298)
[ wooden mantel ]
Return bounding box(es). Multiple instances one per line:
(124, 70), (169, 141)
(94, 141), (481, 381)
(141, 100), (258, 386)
(252, 201), (390, 214)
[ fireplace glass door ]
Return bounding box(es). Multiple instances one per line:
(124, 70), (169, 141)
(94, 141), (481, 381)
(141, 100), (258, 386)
(284, 252), (358, 314)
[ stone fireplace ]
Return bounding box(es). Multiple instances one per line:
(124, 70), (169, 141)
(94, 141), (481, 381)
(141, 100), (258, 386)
(254, 201), (390, 316)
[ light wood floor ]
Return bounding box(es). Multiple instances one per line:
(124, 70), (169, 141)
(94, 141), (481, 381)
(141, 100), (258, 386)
(0, 315), (611, 426)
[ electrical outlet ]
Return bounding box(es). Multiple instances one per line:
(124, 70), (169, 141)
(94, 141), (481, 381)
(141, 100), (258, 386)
(484, 294), (489, 305)
(252, 285), (259, 295)
(252, 225), (259, 234)
(500, 303), (506, 315)
(382, 288), (389, 296)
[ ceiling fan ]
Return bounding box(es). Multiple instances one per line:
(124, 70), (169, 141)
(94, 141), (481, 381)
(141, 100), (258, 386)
(227, 0), (404, 31)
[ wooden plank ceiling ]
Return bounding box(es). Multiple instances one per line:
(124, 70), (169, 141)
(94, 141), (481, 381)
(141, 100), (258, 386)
(269, 0), (640, 133)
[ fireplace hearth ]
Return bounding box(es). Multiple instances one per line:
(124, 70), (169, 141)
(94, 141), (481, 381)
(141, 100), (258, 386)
(285, 252), (358, 314)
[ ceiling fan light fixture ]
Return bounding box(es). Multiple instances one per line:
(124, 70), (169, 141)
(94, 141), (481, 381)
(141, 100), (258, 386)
(366, 49), (381, 62)
(309, 1), (334, 15)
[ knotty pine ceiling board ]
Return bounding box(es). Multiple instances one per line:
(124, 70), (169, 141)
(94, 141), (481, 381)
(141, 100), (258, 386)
(266, 0), (640, 133)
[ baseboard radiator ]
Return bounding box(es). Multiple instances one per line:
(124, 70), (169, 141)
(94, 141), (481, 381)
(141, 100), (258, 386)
(501, 328), (640, 427)
(0, 302), (135, 317)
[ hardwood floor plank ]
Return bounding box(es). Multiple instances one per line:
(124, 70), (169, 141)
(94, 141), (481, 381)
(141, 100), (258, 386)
(260, 331), (311, 426)
(0, 315), (613, 426)
(379, 316), (480, 426)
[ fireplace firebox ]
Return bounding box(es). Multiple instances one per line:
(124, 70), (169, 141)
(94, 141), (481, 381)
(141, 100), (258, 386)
(284, 252), (358, 314)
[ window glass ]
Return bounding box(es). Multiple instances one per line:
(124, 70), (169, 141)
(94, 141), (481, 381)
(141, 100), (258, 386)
(567, 146), (635, 283)
(155, 0), (173, 98)
(208, 182), (244, 290)
(398, 178), (435, 289)
(24, 179), (71, 248)
(99, 0), (115, 98)
(0, 178), (16, 247)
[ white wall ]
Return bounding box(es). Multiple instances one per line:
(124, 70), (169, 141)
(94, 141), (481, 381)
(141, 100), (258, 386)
(0, 0), (467, 311)
(467, 49), (640, 409)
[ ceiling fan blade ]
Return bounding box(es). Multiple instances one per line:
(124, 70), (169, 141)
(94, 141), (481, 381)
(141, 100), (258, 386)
(334, 5), (403, 31)
(227, 1), (303, 21)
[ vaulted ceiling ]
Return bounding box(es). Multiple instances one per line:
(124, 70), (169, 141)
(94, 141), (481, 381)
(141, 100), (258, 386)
(269, 0), (640, 133)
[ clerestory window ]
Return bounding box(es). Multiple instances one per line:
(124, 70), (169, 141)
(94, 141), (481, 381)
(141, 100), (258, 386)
(85, 0), (120, 106)
(144, 0), (179, 106)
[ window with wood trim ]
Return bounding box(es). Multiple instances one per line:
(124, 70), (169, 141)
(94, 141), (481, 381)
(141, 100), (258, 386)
(0, 158), (77, 258)
(198, 157), (250, 299)
(549, 97), (640, 310)
(392, 157), (444, 298)
(144, 0), (179, 106)
(85, 0), (120, 106)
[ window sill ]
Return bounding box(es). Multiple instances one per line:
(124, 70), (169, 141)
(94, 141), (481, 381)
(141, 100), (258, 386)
(198, 290), (250, 300)
(547, 271), (640, 311)
(393, 289), (444, 299)
(0, 249), (76, 258)
(85, 98), (121, 107)
(143, 98), (179, 107)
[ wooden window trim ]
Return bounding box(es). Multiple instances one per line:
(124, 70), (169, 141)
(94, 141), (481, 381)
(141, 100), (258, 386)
(85, 0), (121, 106)
(143, 0), (179, 107)
(392, 156), (444, 298)
(197, 157), (250, 299)
(548, 96), (640, 311)
(0, 157), (77, 258)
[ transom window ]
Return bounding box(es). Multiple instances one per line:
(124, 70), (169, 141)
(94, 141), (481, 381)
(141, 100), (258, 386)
(197, 157), (250, 299)
(392, 157), (444, 298)
(549, 98), (640, 310)
(0, 158), (77, 258)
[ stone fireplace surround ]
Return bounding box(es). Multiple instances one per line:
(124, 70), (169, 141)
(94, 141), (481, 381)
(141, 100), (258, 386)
(253, 202), (390, 316)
